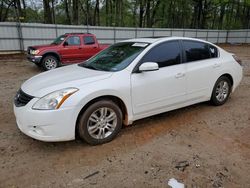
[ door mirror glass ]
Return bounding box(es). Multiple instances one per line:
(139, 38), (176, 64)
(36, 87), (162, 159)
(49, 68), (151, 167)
(139, 62), (159, 72)
(63, 41), (68, 46)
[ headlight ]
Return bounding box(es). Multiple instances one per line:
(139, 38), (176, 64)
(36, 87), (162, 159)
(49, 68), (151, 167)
(32, 88), (78, 110)
(30, 49), (40, 55)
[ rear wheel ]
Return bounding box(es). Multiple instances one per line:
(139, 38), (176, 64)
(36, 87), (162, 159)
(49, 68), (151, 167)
(42, 55), (59, 71)
(210, 76), (232, 106)
(77, 100), (123, 145)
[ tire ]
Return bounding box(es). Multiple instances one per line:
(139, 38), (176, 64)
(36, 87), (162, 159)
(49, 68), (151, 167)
(77, 100), (123, 145)
(42, 55), (59, 71)
(210, 76), (232, 106)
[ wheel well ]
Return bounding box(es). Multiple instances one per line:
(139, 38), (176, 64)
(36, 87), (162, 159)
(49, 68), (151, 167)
(41, 52), (60, 63)
(75, 95), (129, 138)
(221, 73), (233, 87)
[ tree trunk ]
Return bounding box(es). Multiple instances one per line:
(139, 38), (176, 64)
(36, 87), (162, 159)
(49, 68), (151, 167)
(64, 0), (71, 24)
(72, 0), (78, 25)
(132, 0), (138, 27)
(145, 0), (150, 27)
(139, 0), (144, 27)
(43, 0), (52, 24)
(218, 1), (225, 29)
(96, 0), (100, 26)
(151, 0), (161, 27)
(105, 0), (109, 26)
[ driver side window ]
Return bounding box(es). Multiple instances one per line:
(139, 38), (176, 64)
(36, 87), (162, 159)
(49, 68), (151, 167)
(66, 36), (81, 46)
(141, 41), (181, 68)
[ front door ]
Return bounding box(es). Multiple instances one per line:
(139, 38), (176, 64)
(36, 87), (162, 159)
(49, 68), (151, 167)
(59, 36), (82, 64)
(131, 40), (186, 116)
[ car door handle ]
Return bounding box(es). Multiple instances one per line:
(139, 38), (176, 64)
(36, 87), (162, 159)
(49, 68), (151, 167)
(213, 63), (220, 68)
(78, 47), (82, 49)
(175, 72), (185, 78)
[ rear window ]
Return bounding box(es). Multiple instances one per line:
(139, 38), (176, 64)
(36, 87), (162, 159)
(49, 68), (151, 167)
(183, 40), (211, 62)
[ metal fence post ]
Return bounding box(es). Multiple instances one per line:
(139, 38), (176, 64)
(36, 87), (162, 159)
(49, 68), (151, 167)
(245, 30), (249, 44)
(13, 3), (24, 52)
(16, 22), (24, 52)
(217, 30), (220, 44)
(55, 24), (58, 37)
(114, 27), (116, 43)
(225, 30), (229, 44)
(135, 27), (137, 38)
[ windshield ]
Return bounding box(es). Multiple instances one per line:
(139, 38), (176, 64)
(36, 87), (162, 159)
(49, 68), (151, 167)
(78, 42), (149, 72)
(51, 35), (66, 45)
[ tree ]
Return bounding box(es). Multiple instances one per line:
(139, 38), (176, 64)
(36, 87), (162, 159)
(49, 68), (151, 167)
(1, 0), (250, 29)
(43, 0), (53, 24)
(64, 0), (71, 24)
(72, 0), (78, 25)
(0, 0), (14, 22)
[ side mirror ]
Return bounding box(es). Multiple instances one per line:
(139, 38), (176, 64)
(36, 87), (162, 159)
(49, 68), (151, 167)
(63, 41), (68, 46)
(139, 62), (159, 72)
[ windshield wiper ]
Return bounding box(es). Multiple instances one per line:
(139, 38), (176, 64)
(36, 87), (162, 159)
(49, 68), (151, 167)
(79, 63), (100, 71)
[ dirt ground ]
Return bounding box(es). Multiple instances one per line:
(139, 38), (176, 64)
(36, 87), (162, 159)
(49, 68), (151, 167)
(0, 45), (249, 188)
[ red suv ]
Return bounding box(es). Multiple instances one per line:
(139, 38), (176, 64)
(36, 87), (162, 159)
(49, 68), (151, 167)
(27, 33), (109, 71)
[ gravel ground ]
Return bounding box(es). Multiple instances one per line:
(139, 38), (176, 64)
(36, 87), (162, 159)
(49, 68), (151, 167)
(0, 45), (249, 188)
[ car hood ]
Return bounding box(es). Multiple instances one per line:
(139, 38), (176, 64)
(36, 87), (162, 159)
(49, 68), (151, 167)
(29, 44), (58, 50)
(21, 65), (112, 97)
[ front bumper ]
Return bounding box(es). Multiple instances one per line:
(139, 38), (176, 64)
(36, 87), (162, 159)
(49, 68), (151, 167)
(27, 54), (42, 64)
(13, 98), (78, 142)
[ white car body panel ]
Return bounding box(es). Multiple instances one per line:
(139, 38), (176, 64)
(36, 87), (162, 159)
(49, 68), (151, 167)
(131, 63), (186, 115)
(13, 37), (243, 142)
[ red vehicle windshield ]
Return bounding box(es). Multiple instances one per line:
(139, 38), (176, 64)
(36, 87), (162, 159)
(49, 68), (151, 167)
(51, 35), (66, 45)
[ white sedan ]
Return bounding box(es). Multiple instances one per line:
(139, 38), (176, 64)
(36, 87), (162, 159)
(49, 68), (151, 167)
(14, 37), (243, 145)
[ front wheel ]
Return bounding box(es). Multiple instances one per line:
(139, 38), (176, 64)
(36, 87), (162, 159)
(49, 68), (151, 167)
(77, 100), (123, 145)
(42, 55), (59, 71)
(210, 76), (232, 106)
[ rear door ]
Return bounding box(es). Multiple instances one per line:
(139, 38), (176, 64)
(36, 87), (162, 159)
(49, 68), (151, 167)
(182, 40), (220, 101)
(59, 36), (82, 64)
(80, 36), (100, 61)
(131, 40), (187, 116)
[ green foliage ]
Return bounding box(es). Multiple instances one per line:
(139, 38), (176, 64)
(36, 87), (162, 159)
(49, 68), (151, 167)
(1, 0), (249, 29)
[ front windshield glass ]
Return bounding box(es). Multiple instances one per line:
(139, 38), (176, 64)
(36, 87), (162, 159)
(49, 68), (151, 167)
(51, 35), (66, 45)
(79, 42), (149, 72)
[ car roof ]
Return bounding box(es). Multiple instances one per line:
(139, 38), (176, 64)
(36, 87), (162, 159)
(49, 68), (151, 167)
(65, 33), (94, 36)
(122, 36), (214, 45)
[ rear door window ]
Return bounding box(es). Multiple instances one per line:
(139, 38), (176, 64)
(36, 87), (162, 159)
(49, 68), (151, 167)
(84, 36), (95, 45)
(183, 40), (211, 62)
(208, 44), (218, 58)
(141, 41), (181, 68)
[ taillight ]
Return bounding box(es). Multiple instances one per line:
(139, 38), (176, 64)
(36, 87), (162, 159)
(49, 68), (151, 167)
(232, 55), (242, 66)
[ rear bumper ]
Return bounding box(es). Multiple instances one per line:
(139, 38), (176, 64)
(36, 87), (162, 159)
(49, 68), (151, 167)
(27, 54), (42, 64)
(232, 65), (243, 92)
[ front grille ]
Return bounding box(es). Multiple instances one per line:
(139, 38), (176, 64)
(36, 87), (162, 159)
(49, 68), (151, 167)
(14, 89), (34, 107)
